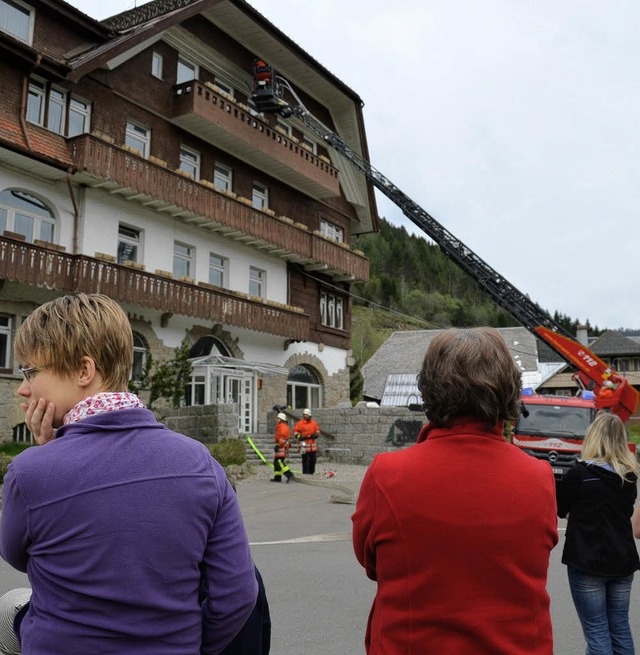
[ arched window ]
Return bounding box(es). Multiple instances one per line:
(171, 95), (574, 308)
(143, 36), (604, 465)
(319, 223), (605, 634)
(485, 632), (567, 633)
(287, 364), (322, 410)
(0, 189), (56, 243)
(131, 332), (148, 381)
(189, 335), (230, 358)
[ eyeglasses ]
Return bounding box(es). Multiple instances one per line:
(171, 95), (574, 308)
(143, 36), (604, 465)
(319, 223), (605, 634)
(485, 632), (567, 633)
(19, 365), (45, 382)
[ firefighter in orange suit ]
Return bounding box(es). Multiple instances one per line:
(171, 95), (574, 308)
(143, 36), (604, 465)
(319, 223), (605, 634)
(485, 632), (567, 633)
(271, 412), (294, 483)
(294, 409), (321, 475)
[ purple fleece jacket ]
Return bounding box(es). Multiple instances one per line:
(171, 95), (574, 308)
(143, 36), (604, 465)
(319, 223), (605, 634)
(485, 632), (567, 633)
(0, 408), (257, 655)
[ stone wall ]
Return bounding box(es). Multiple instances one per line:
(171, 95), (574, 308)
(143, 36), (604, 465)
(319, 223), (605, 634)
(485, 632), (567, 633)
(161, 404), (239, 443)
(274, 406), (428, 466)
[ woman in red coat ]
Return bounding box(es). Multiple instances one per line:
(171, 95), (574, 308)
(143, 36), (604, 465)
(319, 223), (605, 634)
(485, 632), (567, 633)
(352, 327), (558, 655)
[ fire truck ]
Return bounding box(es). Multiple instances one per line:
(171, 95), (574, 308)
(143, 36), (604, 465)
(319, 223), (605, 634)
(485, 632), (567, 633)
(250, 61), (639, 473)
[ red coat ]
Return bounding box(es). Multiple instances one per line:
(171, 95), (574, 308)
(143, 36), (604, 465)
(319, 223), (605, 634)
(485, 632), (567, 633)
(352, 419), (557, 655)
(274, 422), (290, 459)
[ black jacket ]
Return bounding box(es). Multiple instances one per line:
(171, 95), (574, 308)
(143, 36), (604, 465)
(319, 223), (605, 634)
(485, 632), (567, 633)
(556, 461), (639, 577)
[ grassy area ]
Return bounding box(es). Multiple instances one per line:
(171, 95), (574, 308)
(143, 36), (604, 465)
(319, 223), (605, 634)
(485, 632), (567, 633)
(0, 442), (32, 456)
(628, 425), (640, 446)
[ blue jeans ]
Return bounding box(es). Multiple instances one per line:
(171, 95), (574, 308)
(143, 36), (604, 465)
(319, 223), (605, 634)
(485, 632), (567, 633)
(568, 566), (635, 655)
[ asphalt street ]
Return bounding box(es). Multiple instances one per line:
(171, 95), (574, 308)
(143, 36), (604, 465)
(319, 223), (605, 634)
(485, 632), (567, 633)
(1, 474), (639, 654)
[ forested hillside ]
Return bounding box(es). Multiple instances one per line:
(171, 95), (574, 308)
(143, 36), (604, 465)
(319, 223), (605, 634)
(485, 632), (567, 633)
(349, 218), (601, 373)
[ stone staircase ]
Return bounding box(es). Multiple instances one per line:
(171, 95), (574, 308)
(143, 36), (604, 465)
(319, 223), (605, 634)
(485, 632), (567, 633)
(244, 432), (302, 466)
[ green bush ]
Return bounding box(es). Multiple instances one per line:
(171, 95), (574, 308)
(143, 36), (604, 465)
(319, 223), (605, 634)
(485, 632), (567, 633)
(207, 438), (246, 467)
(0, 442), (31, 457)
(0, 453), (14, 483)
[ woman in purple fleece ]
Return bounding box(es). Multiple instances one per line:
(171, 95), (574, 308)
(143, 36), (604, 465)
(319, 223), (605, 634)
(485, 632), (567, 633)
(0, 293), (258, 655)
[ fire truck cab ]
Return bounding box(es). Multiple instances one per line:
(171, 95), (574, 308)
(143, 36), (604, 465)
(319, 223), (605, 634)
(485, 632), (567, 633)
(512, 392), (596, 478)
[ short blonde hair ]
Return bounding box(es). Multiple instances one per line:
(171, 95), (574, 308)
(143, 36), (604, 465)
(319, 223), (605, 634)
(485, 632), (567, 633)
(14, 293), (133, 391)
(581, 411), (638, 480)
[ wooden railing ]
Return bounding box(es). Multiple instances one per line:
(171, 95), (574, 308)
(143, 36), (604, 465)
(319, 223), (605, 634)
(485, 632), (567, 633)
(173, 81), (340, 195)
(70, 135), (369, 282)
(0, 238), (309, 341)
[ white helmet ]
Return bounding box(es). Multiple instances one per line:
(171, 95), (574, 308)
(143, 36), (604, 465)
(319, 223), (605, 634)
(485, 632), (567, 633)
(303, 408), (312, 417)
(277, 412), (288, 421)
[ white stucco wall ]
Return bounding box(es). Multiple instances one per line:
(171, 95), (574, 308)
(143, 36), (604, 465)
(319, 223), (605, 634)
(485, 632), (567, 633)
(0, 168), (75, 249)
(81, 190), (288, 303)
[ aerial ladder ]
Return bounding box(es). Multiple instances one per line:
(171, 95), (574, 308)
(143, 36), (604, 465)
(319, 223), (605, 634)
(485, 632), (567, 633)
(251, 60), (639, 422)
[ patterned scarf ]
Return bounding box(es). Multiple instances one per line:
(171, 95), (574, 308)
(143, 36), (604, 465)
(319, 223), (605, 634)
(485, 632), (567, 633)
(64, 392), (145, 425)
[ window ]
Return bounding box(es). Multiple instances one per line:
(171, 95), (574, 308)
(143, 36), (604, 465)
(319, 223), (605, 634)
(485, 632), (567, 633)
(68, 98), (90, 137)
(320, 219), (344, 243)
(0, 315), (12, 369)
(25, 79), (91, 137)
(320, 292), (344, 330)
(212, 80), (234, 97)
(0, 189), (55, 243)
(252, 182), (268, 210)
(287, 364), (322, 410)
(179, 146), (200, 180)
(209, 253), (227, 287)
(125, 121), (150, 158)
(117, 224), (142, 264)
(173, 241), (193, 279)
(302, 135), (317, 154)
(0, 0), (33, 43)
(275, 118), (291, 136)
(26, 79), (44, 124)
(249, 266), (265, 297)
(177, 56), (197, 84)
(131, 332), (148, 381)
(151, 52), (163, 79)
(213, 163), (232, 192)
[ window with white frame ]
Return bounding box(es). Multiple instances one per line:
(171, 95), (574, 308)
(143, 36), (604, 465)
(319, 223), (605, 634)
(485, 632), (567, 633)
(209, 253), (227, 287)
(0, 315), (12, 369)
(25, 79), (91, 137)
(252, 181), (268, 210)
(213, 163), (232, 192)
(275, 118), (291, 136)
(0, 189), (55, 243)
(176, 56), (197, 84)
(131, 332), (148, 381)
(320, 218), (344, 243)
(68, 98), (90, 137)
(117, 224), (142, 264)
(319, 292), (344, 330)
(249, 266), (265, 297)
(302, 135), (317, 154)
(179, 146), (200, 180)
(151, 51), (163, 79)
(287, 364), (322, 410)
(173, 241), (193, 279)
(0, 0), (33, 43)
(125, 121), (150, 158)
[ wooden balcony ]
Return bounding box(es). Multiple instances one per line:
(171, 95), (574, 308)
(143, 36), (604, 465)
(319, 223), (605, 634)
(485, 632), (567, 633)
(69, 134), (368, 283)
(0, 237), (309, 341)
(171, 81), (340, 199)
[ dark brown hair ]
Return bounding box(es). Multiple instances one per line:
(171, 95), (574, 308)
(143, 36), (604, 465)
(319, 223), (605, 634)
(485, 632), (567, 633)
(417, 327), (522, 427)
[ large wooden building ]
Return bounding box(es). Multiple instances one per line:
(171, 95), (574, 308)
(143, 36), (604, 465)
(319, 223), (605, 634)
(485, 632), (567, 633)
(0, 0), (378, 436)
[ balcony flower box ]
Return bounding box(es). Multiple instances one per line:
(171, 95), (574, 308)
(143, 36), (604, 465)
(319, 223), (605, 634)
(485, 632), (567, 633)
(178, 276), (195, 284)
(122, 143), (142, 156)
(200, 179), (216, 190)
(155, 269), (173, 279)
(34, 239), (66, 252)
(124, 260), (145, 271)
(94, 251), (116, 263)
(149, 155), (167, 167)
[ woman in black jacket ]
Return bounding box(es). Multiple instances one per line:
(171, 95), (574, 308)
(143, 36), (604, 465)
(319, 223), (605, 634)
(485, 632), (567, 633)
(556, 411), (639, 655)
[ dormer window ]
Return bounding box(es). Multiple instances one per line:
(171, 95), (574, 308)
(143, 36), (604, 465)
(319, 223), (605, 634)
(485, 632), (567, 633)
(0, 0), (33, 44)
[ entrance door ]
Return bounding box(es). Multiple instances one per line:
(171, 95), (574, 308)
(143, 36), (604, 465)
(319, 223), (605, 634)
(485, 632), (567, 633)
(225, 374), (255, 433)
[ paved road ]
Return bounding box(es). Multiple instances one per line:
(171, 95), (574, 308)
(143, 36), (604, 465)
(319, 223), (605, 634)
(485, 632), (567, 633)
(1, 475), (639, 654)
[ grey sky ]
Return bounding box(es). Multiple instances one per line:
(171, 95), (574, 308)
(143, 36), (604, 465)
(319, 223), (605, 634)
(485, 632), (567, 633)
(71, 0), (640, 329)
